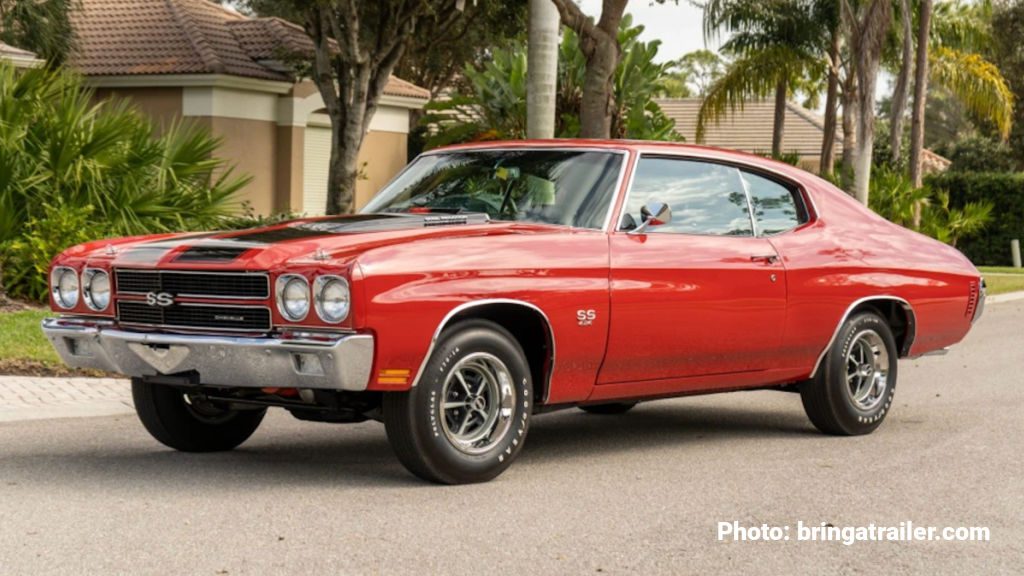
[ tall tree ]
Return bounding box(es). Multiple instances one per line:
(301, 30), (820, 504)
(698, 0), (828, 158)
(528, 0), (560, 139)
(548, 0), (630, 138)
(889, 0), (913, 165)
(0, 0), (77, 66)
(844, 0), (893, 205)
(908, 0), (933, 193)
(271, 1), (465, 215)
(675, 49), (725, 96)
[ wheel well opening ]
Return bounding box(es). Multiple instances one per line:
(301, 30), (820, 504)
(446, 303), (554, 405)
(851, 299), (915, 357)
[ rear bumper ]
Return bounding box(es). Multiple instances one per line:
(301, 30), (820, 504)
(41, 318), (374, 391)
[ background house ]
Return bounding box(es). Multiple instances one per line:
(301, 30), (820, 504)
(656, 98), (842, 173)
(67, 0), (429, 216)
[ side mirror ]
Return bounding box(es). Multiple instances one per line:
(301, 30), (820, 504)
(629, 202), (672, 234)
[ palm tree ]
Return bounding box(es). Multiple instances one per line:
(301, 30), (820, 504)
(527, 0), (560, 139)
(697, 0), (830, 159)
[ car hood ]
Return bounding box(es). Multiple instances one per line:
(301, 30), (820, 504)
(66, 214), (572, 271)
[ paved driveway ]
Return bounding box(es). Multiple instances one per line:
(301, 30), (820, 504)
(1, 302), (1021, 575)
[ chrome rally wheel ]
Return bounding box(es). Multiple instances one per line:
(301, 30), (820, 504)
(440, 352), (517, 455)
(800, 311), (899, 436)
(384, 320), (533, 484)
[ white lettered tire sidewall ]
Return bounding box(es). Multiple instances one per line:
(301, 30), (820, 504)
(826, 312), (898, 434)
(408, 320), (532, 483)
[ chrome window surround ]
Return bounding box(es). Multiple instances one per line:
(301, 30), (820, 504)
(410, 299), (557, 404)
(82, 268), (111, 312)
(275, 274), (310, 322)
(313, 275), (351, 324)
(51, 266), (79, 310)
(376, 146), (633, 233)
(613, 151), (819, 237)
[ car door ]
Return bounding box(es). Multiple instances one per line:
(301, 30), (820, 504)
(597, 156), (791, 385)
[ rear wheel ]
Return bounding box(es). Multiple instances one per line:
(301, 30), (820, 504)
(384, 320), (532, 484)
(131, 379), (266, 452)
(800, 311), (898, 435)
(579, 402), (638, 415)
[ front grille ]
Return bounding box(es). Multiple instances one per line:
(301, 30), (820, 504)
(118, 301), (272, 332)
(115, 269), (269, 299)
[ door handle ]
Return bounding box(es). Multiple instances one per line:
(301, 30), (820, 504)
(750, 254), (780, 264)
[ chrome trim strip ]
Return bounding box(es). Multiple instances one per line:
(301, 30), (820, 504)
(42, 317), (374, 391)
(410, 298), (557, 403)
(113, 268), (271, 300)
(810, 295), (917, 379)
(973, 278), (986, 325)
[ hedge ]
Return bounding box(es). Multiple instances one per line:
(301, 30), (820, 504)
(926, 172), (1024, 266)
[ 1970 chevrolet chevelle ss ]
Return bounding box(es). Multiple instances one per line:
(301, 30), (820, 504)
(42, 140), (985, 483)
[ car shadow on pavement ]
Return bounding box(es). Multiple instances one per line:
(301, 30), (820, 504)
(1, 399), (815, 488)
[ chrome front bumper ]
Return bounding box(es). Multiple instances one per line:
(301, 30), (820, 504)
(42, 318), (374, 391)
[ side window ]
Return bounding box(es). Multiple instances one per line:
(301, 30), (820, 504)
(622, 157), (753, 236)
(741, 171), (807, 235)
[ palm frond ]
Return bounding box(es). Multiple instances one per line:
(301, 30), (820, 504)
(929, 46), (1015, 140)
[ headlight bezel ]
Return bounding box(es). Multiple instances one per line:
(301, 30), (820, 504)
(51, 267), (80, 310)
(276, 274), (311, 322)
(314, 275), (351, 324)
(82, 268), (111, 312)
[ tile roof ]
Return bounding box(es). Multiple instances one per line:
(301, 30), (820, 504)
(68, 0), (429, 99)
(656, 98), (842, 159)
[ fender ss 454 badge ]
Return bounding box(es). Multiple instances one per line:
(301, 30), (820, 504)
(577, 309), (596, 326)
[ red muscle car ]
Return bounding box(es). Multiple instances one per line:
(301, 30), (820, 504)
(43, 140), (985, 484)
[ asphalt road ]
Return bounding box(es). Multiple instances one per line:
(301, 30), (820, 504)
(1, 302), (1022, 575)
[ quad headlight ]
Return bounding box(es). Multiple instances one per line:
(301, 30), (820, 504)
(276, 274), (310, 321)
(51, 267), (80, 309)
(82, 269), (111, 311)
(314, 276), (350, 324)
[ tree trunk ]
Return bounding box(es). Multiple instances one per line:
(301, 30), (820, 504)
(889, 0), (913, 165)
(550, 0), (628, 139)
(909, 0), (933, 195)
(841, 72), (857, 193)
(820, 32), (840, 176)
(527, 0), (560, 139)
(772, 75), (788, 159)
(850, 0), (893, 205)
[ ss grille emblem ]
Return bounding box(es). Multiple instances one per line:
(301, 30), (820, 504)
(146, 292), (175, 307)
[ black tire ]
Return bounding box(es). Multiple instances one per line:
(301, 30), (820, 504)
(384, 320), (533, 484)
(800, 311), (898, 435)
(131, 378), (266, 452)
(579, 401), (638, 415)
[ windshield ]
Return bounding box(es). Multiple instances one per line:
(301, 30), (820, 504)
(361, 149), (624, 230)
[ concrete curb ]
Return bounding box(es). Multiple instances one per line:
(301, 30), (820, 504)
(0, 377), (133, 423)
(986, 291), (1024, 305)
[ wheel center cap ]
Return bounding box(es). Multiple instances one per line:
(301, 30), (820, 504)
(860, 365), (874, 377)
(471, 397), (487, 412)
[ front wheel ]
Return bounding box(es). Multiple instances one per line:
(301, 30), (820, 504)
(384, 320), (533, 484)
(131, 379), (266, 452)
(800, 311), (898, 435)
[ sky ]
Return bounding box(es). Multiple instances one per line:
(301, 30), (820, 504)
(574, 0), (721, 63)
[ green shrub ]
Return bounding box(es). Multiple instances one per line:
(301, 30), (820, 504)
(926, 171), (1024, 265)
(0, 62), (250, 301)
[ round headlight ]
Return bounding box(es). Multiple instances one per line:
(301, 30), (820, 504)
(315, 276), (350, 323)
(276, 275), (310, 321)
(83, 269), (111, 311)
(51, 267), (79, 309)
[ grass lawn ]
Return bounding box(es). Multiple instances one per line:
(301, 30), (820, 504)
(979, 266), (1024, 275)
(978, 267), (1024, 295)
(0, 308), (68, 375)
